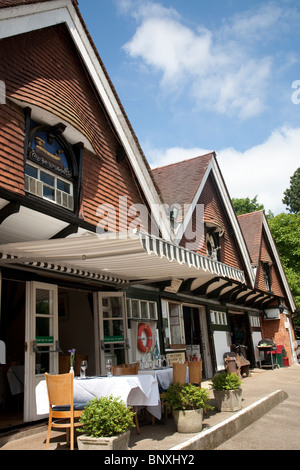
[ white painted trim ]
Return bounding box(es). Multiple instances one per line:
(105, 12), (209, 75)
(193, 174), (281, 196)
(174, 154), (255, 287)
(174, 159), (213, 244)
(210, 158), (256, 287)
(262, 215), (296, 312)
(0, 1), (172, 242)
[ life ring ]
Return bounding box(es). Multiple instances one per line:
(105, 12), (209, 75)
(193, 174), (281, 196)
(137, 323), (153, 353)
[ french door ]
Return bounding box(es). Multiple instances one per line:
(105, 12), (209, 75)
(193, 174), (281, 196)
(24, 282), (59, 422)
(95, 292), (128, 375)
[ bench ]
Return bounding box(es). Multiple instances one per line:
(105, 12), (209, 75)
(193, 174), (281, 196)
(223, 352), (251, 378)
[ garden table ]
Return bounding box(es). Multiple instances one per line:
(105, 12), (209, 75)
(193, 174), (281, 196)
(35, 374), (161, 419)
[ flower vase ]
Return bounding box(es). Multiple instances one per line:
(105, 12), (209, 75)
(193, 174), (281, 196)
(69, 366), (74, 374)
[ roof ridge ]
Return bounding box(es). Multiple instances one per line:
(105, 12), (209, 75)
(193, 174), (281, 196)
(152, 151), (214, 171)
(237, 209), (265, 218)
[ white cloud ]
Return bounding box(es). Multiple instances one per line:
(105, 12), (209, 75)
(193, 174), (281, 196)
(148, 126), (300, 215)
(120, 0), (280, 119)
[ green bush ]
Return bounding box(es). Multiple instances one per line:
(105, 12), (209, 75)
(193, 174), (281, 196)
(210, 371), (242, 391)
(78, 395), (136, 437)
(165, 383), (214, 411)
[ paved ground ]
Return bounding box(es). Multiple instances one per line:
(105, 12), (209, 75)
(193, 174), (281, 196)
(1, 364), (299, 451)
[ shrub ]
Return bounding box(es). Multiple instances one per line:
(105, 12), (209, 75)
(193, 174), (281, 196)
(165, 383), (213, 411)
(78, 395), (135, 437)
(210, 371), (242, 391)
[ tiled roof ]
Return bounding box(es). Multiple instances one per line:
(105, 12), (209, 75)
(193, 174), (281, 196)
(152, 153), (214, 207)
(0, 0), (68, 8)
(238, 211), (264, 266)
(0, 0), (162, 203)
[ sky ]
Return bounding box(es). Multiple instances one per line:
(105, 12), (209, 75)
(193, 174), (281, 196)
(78, 0), (300, 215)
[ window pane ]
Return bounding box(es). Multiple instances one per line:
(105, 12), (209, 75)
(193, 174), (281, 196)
(25, 164), (38, 178)
(149, 302), (157, 319)
(36, 289), (53, 315)
(57, 179), (70, 194)
(141, 301), (148, 318)
(131, 300), (140, 318)
(40, 171), (54, 186)
(43, 186), (55, 200)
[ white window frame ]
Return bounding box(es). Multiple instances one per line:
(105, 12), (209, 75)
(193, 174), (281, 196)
(25, 161), (74, 211)
(126, 298), (158, 320)
(161, 300), (185, 349)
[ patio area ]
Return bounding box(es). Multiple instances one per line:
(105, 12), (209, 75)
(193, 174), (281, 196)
(1, 366), (293, 451)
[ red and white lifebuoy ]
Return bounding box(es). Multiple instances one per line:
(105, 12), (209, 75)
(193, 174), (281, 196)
(137, 323), (153, 353)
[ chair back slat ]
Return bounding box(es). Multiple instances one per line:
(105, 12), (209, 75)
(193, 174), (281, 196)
(112, 365), (138, 375)
(45, 372), (73, 407)
(172, 363), (187, 385)
(188, 360), (202, 386)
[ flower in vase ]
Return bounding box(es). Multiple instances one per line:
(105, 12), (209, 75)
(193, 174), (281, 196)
(68, 348), (76, 368)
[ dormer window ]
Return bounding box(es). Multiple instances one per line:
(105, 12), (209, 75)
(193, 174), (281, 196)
(25, 162), (74, 210)
(24, 117), (83, 213)
(206, 229), (220, 261)
(262, 262), (271, 291)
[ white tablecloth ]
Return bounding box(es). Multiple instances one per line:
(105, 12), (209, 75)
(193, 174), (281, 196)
(139, 367), (190, 390)
(35, 374), (161, 419)
(139, 368), (173, 391)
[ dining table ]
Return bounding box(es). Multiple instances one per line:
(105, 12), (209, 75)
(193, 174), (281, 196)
(139, 366), (175, 391)
(35, 373), (162, 420)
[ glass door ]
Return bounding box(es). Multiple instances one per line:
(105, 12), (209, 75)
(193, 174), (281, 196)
(24, 282), (58, 422)
(96, 292), (128, 374)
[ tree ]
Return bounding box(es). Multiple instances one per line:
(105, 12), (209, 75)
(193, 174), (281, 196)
(282, 167), (300, 213)
(268, 212), (300, 337)
(231, 195), (264, 216)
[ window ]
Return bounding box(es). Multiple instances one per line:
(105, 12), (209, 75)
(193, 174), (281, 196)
(25, 162), (73, 210)
(206, 230), (220, 261)
(262, 262), (271, 291)
(210, 310), (227, 325)
(24, 117), (82, 212)
(126, 298), (158, 320)
(161, 300), (185, 349)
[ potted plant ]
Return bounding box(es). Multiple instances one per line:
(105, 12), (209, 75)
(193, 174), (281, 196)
(210, 371), (242, 412)
(164, 383), (213, 433)
(77, 395), (136, 450)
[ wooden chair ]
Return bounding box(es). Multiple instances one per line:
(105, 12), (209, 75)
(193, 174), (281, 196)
(173, 362), (187, 385)
(45, 373), (86, 450)
(188, 360), (202, 386)
(112, 364), (138, 375)
(112, 365), (141, 433)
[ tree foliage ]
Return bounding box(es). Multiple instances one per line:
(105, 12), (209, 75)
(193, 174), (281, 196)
(231, 194), (300, 336)
(268, 213), (300, 318)
(232, 195), (264, 216)
(282, 167), (300, 214)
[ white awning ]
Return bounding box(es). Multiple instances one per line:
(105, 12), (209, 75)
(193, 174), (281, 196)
(0, 231), (246, 285)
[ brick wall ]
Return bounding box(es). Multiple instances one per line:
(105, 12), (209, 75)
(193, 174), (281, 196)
(0, 24), (149, 231)
(0, 101), (25, 195)
(261, 315), (295, 364)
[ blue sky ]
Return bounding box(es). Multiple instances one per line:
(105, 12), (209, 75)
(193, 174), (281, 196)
(78, 0), (300, 214)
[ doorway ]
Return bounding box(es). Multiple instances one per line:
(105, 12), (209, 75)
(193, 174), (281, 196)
(228, 311), (253, 363)
(0, 279), (26, 430)
(183, 305), (213, 378)
(95, 292), (128, 375)
(0, 279), (96, 430)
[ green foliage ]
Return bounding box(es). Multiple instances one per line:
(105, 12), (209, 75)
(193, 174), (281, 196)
(78, 395), (135, 437)
(232, 195), (264, 216)
(164, 383), (213, 411)
(210, 371), (242, 391)
(282, 167), (300, 214)
(268, 212), (300, 325)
